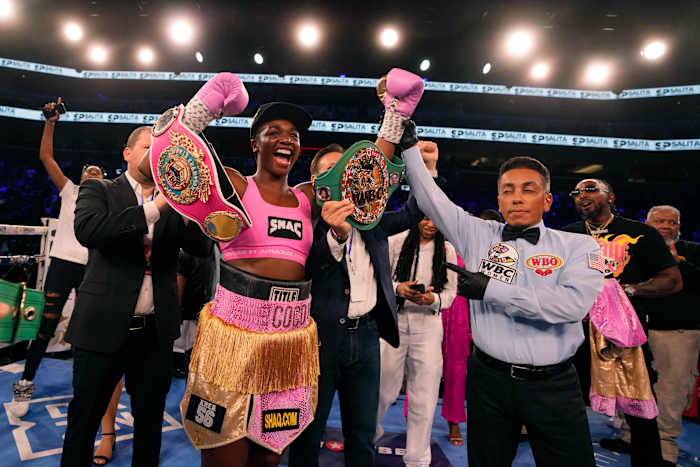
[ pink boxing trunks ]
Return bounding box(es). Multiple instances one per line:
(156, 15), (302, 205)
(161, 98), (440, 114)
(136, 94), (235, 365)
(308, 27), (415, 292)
(180, 262), (319, 453)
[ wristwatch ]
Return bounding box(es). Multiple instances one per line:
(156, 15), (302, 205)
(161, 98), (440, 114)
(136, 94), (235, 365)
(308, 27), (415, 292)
(330, 227), (348, 244)
(623, 284), (637, 297)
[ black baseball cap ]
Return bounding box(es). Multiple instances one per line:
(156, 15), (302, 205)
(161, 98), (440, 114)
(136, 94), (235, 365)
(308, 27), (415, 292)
(249, 102), (313, 139)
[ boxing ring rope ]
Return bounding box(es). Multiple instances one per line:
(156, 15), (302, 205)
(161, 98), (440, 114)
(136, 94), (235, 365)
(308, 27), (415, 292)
(0, 220), (53, 291)
(0, 220), (53, 350)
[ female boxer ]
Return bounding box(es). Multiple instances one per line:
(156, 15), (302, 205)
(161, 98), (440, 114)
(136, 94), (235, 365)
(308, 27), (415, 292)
(143, 69), (424, 467)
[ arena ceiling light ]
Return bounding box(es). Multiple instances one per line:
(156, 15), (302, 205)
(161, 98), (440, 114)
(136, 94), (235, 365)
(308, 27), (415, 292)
(88, 45), (108, 64)
(254, 52), (264, 65)
(573, 164), (604, 174)
(530, 62), (549, 79)
(380, 27), (399, 48)
(585, 62), (611, 86)
(505, 29), (535, 57)
(419, 59), (430, 71)
(169, 18), (194, 45)
(138, 47), (154, 64)
(482, 62), (492, 74)
(64, 23), (83, 41)
(298, 24), (320, 48)
(641, 41), (666, 60)
(0, 0), (14, 20)
(195, 51), (204, 63)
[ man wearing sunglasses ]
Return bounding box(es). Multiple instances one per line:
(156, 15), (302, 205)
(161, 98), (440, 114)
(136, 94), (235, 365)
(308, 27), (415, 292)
(9, 99), (106, 418)
(563, 178), (682, 467)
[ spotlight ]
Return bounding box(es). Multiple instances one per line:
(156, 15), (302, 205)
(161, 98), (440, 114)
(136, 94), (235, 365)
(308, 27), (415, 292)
(531, 62), (549, 79)
(506, 30), (534, 57)
(641, 41), (666, 60)
(298, 25), (320, 47)
(195, 51), (204, 63)
(169, 19), (193, 45)
(482, 62), (492, 74)
(0, 0), (13, 20)
(585, 63), (610, 85)
(419, 59), (430, 71)
(254, 53), (264, 65)
(138, 47), (154, 64)
(380, 28), (399, 48)
(88, 45), (108, 64)
(64, 23), (83, 41)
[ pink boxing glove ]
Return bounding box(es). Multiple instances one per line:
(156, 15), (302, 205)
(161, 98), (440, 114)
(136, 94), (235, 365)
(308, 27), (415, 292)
(377, 68), (424, 144)
(182, 72), (249, 133)
(195, 72), (249, 117)
(382, 68), (424, 117)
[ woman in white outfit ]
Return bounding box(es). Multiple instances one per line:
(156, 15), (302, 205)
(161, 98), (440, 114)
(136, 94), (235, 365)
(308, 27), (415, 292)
(375, 217), (458, 467)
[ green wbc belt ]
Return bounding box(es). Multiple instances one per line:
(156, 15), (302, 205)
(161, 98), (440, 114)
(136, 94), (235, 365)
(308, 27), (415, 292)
(313, 140), (405, 230)
(0, 279), (44, 343)
(0, 279), (21, 342)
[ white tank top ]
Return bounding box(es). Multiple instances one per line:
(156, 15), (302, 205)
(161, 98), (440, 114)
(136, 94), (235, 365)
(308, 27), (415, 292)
(49, 180), (88, 265)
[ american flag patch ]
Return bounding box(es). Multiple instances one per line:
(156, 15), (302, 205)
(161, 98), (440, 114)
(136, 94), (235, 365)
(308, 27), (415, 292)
(588, 252), (606, 273)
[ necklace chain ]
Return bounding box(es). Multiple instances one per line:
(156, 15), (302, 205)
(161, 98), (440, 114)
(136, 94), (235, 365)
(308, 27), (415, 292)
(585, 214), (614, 238)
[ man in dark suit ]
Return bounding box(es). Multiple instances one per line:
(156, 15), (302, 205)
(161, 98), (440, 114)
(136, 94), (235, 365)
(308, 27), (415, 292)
(288, 144), (424, 467)
(61, 126), (211, 467)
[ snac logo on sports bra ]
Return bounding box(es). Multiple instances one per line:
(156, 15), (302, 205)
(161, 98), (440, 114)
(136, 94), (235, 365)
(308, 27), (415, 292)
(268, 217), (303, 241)
(525, 254), (564, 277)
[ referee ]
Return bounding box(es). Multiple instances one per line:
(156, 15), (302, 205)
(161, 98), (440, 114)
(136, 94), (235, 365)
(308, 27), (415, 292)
(400, 134), (604, 467)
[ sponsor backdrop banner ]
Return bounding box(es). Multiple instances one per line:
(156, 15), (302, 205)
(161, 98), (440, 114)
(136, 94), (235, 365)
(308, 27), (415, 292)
(2, 57), (699, 100)
(1, 105), (698, 152)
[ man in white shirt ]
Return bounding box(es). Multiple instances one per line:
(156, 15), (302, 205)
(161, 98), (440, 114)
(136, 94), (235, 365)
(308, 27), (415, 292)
(60, 125), (212, 467)
(288, 144), (424, 467)
(10, 99), (104, 417)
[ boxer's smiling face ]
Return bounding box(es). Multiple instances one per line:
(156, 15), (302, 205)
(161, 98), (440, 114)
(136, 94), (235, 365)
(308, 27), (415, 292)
(251, 119), (301, 177)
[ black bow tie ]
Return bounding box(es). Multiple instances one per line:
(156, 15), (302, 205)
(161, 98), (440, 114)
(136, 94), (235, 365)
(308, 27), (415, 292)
(501, 225), (540, 245)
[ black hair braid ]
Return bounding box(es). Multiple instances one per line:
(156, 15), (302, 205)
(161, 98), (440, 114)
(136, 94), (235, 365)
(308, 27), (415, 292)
(430, 231), (447, 294)
(394, 226), (421, 284)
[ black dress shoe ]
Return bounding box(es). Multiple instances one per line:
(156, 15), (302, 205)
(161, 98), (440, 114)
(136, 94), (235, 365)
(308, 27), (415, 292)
(599, 438), (632, 453)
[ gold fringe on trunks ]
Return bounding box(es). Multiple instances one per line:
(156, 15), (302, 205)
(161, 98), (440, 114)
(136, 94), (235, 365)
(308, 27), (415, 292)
(189, 303), (320, 395)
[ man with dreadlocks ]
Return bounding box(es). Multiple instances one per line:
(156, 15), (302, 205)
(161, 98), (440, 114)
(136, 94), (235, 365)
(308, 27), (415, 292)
(374, 217), (458, 467)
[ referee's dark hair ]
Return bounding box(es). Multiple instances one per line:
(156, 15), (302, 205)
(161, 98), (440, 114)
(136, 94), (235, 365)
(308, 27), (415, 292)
(498, 156), (551, 192)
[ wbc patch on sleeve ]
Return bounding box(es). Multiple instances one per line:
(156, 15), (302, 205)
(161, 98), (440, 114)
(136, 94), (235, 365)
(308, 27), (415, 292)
(185, 394), (226, 433)
(262, 408), (301, 433)
(478, 243), (518, 284)
(525, 254), (564, 277)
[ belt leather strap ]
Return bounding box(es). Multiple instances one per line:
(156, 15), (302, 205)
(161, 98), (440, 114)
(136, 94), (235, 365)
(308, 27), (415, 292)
(474, 347), (570, 381)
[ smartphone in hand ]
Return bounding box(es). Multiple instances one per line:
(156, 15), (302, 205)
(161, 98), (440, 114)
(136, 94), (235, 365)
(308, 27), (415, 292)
(409, 283), (426, 293)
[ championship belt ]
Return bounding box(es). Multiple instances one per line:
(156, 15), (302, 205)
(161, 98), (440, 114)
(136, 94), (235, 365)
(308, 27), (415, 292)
(150, 105), (252, 242)
(0, 279), (44, 343)
(313, 140), (405, 230)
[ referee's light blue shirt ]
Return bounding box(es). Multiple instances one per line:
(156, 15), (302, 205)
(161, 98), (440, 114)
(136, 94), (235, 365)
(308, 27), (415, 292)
(402, 145), (604, 365)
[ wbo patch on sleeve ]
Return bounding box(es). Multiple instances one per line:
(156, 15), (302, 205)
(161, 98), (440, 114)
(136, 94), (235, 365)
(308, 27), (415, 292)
(525, 254), (564, 277)
(185, 394), (226, 433)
